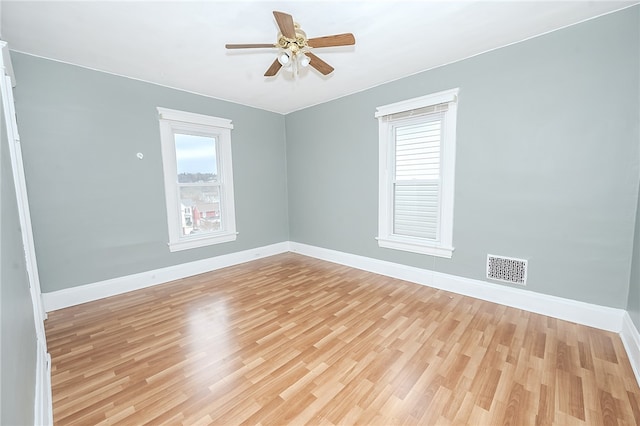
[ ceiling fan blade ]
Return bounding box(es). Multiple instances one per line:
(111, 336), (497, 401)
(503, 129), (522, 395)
(264, 59), (283, 77)
(306, 52), (334, 75)
(307, 33), (356, 48)
(273, 11), (296, 39)
(225, 43), (275, 49)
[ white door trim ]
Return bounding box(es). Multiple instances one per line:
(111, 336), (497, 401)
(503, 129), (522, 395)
(0, 41), (47, 331)
(1, 40), (52, 425)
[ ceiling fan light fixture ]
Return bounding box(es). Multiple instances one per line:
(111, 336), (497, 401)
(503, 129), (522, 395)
(277, 51), (291, 65)
(299, 53), (311, 67)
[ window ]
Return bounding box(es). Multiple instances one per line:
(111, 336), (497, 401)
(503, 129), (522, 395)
(158, 107), (236, 251)
(376, 88), (459, 258)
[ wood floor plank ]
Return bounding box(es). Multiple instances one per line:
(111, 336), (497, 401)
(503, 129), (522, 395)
(45, 253), (640, 425)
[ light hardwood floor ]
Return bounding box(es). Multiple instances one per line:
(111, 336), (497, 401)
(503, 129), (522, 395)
(45, 253), (640, 425)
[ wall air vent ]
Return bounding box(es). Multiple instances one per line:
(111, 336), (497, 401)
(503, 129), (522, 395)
(486, 254), (528, 285)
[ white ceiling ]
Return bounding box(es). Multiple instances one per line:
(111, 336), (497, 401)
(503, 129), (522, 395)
(1, 1), (636, 114)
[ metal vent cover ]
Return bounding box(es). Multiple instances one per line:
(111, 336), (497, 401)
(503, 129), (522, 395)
(486, 254), (528, 285)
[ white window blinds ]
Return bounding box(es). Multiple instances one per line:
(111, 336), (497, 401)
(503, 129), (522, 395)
(392, 112), (445, 241)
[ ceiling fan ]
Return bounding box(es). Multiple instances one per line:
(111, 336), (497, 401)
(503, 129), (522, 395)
(225, 11), (356, 77)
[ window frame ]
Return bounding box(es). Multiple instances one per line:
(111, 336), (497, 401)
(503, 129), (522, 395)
(375, 88), (459, 258)
(158, 107), (237, 252)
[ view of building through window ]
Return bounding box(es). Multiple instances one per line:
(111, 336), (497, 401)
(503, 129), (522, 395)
(174, 133), (222, 237)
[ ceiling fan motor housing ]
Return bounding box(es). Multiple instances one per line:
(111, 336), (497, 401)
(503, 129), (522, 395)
(277, 25), (308, 54)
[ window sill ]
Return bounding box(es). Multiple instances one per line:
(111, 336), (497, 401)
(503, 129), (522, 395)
(377, 237), (454, 258)
(169, 232), (237, 252)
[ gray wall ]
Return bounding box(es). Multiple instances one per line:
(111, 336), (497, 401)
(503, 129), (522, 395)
(1, 89), (37, 426)
(629, 183), (640, 329)
(11, 53), (289, 293)
(286, 6), (640, 308)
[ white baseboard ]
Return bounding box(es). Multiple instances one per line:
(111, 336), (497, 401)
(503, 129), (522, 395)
(42, 242), (290, 312)
(289, 242), (626, 333)
(620, 312), (640, 385)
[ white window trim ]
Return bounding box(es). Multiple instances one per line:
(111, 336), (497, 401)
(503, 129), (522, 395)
(376, 88), (459, 258)
(158, 107), (237, 252)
